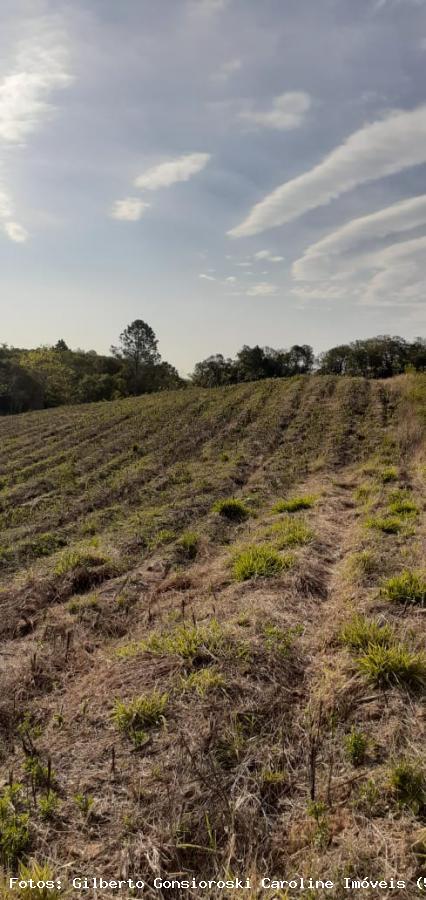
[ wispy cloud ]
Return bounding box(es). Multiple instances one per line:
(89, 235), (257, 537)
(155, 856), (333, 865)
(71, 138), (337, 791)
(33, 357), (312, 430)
(254, 249), (284, 262)
(110, 198), (150, 221)
(199, 272), (216, 280)
(212, 58), (242, 82)
(228, 105), (426, 238)
(135, 153), (210, 191)
(239, 91), (311, 131)
(247, 281), (278, 296)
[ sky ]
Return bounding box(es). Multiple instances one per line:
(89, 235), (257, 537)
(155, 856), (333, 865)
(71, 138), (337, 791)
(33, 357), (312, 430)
(1, 0), (426, 374)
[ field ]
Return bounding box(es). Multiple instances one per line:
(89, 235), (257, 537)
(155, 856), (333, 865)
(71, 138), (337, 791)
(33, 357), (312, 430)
(0, 374), (425, 899)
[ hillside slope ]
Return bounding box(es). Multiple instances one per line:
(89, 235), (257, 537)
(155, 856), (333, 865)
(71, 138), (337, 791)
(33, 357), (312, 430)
(0, 375), (425, 899)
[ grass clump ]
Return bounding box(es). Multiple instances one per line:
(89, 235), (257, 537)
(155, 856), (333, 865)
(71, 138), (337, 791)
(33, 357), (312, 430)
(381, 570), (426, 607)
(339, 615), (394, 651)
(269, 517), (313, 548)
(0, 862), (62, 899)
(273, 495), (316, 513)
(344, 729), (368, 767)
(38, 792), (59, 821)
(232, 545), (293, 581)
(212, 498), (250, 522)
(388, 491), (419, 517)
(178, 668), (225, 697)
(379, 466), (398, 483)
(54, 548), (109, 576)
(389, 761), (425, 815)
(176, 530), (199, 559)
(365, 515), (404, 534)
(113, 691), (168, 746)
(357, 644), (426, 690)
(0, 783), (30, 868)
(348, 549), (378, 578)
(118, 619), (227, 661)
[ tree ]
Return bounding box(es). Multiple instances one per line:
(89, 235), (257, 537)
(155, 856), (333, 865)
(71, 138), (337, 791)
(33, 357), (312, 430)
(191, 354), (236, 388)
(111, 320), (160, 393)
(54, 339), (69, 351)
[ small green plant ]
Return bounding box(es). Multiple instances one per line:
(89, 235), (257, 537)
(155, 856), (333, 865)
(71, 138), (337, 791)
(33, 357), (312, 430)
(1, 861), (62, 899)
(273, 495), (316, 513)
(344, 729), (368, 767)
(178, 668), (225, 697)
(214, 722), (245, 769)
(381, 570), (426, 607)
(263, 623), (301, 657)
(149, 528), (175, 549)
(0, 783), (30, 868)
(54, 549), (108, 576)
(307, 800), (330, 849)
(23, 756), (54, 789)
(389, 761), (425, 815)
(365, 516), (404, 534)
(113, 691), (168, 746)
(339, 615), (394, 651)
(379, 466), (398, 483)
(38, 792), (59, 821)
(232, 545), (293, 581)
(74, 792), (94, 817)
(176, 531), (199, 560)
(349, 550), (377, 578)
(212, 498), (250, 522)
(357, 643), (426, 690)
(388, 493), (419, 517)
(117, 619), (227, 661)
(269, 518), (313, 548)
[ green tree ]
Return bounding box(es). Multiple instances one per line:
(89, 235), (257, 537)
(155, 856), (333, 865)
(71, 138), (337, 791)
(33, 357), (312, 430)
(111, 320), (160, 393)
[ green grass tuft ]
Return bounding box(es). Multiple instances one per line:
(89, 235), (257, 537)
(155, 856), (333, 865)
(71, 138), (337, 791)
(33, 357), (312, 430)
(389, 760), (425, 815)
(381, 570), (426, 607)
(176, 530), (199, 559)
(54, 548), (110, 576)
(113, 691), (168, 746)
(339, 615), (394, 651)
(357, 643), (426, 690)
(344, 729), (368, 767)
(212, 498), (250, 522)
(273, 495), (316, 513)
(379, 466), (398, 483)
(178, 668), (225, 696)
(118, 619), (227, 661)
(365, 515), (404, 534)
(232, 545), (293, 581)
(269, 517), (313, 548)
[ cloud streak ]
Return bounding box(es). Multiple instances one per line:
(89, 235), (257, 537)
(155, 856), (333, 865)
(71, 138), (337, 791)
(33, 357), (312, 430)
(239, 91), (311, 131)
(229, 105), (426, 237)
(110, 198), (150, 221)
(134, 153), (210, 191)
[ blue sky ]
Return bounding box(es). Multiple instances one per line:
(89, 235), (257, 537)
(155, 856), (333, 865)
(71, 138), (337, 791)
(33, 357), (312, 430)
(1, 0), (426, 373)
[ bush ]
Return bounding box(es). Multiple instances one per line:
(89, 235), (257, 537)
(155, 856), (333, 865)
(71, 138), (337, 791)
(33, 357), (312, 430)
(232, 545), (293, 581)
(273, 496), (316, 513)
(339, 615), (394, 651)
(381, 570), (426, 607)
(113, 692), (168, 747)
(357, 644), (426, 690)
(269, 518), (313, 547)
(212, 498), (250, 522)
(389, 761), (425, 815)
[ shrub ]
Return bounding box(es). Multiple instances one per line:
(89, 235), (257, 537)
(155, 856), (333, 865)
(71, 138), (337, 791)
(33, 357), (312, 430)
(0, 784), (30, 868)
(389, 761), (425, 814)
(339, 616), (394, 651)
(232, 545), (293, 581)
(113, 692), (168, 746)
(178, 668), (225, 697)
(381, 570), (426, 607)
(176, 531), (199, 559)
(365, 516), (404, 534)
(273, 496), (316, 513)
(269, 518), (313, 548)
(357, 644), (426, 690)
(212, 498), (250, 522)
(344, 729), (368, 767)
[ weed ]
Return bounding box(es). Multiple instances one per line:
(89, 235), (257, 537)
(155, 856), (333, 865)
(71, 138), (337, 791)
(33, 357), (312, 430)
(273, 495), (316, 513)
(379, 466), (398, 483)
(307, 801), (330, 849)
(23, 756), (53, 788)
(269, 517), (313, 547)
(38, 792), (59, 821)
(178, 668), (225, 697)
(118, 619), (227, 661)
(176, 531), (199, 560)
(381, 570), (426, 607)
(214, 722), (245, 769)
(357, 643), (426, 690)
(0, 862), (62, 899)
(74, 793), (94, 817)
(54, 549), (109, 576)
(389, 761), (425, 815)
(0, 784), (30, 868)
(365, 516), (404, 534)
(232, 545), (293, 581)
(348, 550), (377, 577)
(344, 729), (368, 767)
(339, 615), (394, 651)
(388, 492), (419, 517)
(113, 692), (168, 746)
(149, 529), (174, 549)
(212, 498), (250, 522)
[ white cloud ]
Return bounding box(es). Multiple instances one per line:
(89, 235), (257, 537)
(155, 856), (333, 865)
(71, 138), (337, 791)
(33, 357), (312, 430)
(229, 105), (426, 237)
(110, 198), (150, 221)
(212, 58), (242, 82)
(189, 0), (229, 15)
(3, 220), (28, 242)
(293, 194), (426, 282)
(254, 249), (284, 262)
(226, 275), (237, 282)
(134, 153), (210, 190)
(199, 272), (216, 280)
(239, 92), (311, 132)
(247, 281), (278, 296)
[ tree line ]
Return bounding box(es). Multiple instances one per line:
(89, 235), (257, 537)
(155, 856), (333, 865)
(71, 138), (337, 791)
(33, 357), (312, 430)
(0, 324), (425, 415)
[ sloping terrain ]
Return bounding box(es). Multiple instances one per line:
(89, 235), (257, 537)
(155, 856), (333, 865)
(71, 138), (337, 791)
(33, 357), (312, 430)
(0, 375), (425, 899)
